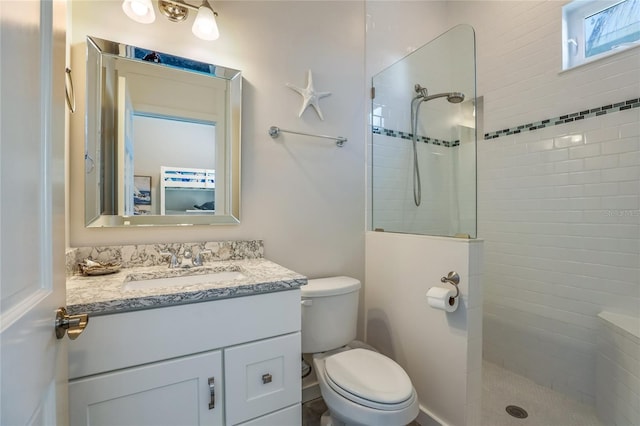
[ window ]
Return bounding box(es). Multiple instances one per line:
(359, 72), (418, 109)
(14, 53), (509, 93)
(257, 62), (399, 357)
(562, 0), (640, 70)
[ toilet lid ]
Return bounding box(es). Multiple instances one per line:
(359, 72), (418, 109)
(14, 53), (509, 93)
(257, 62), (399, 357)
(324, 349), (413, 405)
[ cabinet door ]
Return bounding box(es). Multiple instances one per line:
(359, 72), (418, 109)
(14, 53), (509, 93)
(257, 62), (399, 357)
(69, 350), (223, 426)
(225, 332), (301, 425)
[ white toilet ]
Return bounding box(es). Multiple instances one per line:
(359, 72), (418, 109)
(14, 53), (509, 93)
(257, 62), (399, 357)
(301, 276), (419, 426)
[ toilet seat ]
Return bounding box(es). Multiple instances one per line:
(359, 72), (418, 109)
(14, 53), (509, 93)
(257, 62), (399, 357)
(324, 349), (415, 411)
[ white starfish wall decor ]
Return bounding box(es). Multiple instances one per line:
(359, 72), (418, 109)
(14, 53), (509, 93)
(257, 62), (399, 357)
(286, 70), (331, 120)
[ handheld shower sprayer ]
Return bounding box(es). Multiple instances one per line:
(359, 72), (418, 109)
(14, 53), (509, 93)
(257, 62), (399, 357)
(410, 84), (466, 206)
(414, 84), (465, 104)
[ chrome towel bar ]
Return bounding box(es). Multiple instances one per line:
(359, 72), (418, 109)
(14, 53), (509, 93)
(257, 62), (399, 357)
(268, 126), (346, 147)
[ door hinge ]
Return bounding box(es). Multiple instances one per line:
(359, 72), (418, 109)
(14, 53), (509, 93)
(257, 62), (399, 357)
(371, 87), (375, 99)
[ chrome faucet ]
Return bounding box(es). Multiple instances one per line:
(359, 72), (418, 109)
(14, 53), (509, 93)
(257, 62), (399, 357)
(160, 252), (181, 268)
(192, 250), (212, 267)
(161, 249), (211, 268)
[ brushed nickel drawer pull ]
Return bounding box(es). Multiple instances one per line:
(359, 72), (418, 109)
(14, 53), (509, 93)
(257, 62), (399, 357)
(262, 373), (272, 384)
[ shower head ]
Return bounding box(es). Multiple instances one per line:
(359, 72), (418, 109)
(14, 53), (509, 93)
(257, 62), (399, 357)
(422, 91), (465, 103)
(446, 92), (465, 103)
(413, 84), (465, 104)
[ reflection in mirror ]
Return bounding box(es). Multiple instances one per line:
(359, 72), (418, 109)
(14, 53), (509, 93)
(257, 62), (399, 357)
(84, 36), (241, 227)
(128, 116), (216, 216)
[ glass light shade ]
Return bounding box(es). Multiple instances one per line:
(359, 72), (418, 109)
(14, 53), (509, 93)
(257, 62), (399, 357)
(122, 0), (156, 24)
(192, 4), (219, 40)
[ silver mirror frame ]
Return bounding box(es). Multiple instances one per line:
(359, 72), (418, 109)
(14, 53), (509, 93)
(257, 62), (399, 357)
(84, 36), (241, 227)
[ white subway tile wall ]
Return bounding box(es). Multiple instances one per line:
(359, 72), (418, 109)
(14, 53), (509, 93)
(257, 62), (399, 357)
(372, 135), (454, 235)
(596, 312), (640, 425)
(479, 107), (640, 405)
(367, 0), (638, 415)
(451, 1), (640, 133)
(445, 0), (640, 408)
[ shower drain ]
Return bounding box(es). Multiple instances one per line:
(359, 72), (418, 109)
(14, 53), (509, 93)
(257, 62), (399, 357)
(505, 405), (529, 419)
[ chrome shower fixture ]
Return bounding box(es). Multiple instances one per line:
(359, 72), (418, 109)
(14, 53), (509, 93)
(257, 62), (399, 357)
(414, 84), (465, 104)
(410, 84), (465, 206)
(445, 92), (465, 103)
(414, 84), (429, 98)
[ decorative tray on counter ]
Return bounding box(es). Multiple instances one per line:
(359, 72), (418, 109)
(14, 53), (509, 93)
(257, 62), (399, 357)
(78, 259), (121, 276)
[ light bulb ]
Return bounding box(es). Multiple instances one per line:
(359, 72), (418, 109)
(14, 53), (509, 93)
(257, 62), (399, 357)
(130, 0), (148, 16)
(192, 3), (219, 40)
(122, 0), (155, 24)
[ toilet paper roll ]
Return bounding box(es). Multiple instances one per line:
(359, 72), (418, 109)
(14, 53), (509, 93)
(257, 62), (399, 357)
(426, 286), (459, 312)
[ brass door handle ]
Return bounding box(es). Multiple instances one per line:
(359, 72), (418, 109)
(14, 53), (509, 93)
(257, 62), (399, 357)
(55, 307), (88, 340)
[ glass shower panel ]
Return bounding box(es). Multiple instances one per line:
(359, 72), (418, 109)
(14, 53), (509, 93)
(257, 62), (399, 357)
(371, 24), (477, 238)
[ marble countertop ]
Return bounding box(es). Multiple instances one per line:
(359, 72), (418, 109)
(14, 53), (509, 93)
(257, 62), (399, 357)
(66, 258), (307, 316)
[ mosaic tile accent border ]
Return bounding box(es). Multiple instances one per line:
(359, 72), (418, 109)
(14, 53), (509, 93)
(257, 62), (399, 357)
(372, 126), (460, 147)
(484, 98), (639, 140)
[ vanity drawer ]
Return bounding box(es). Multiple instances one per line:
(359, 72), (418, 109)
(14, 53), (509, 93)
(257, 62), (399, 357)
(225, 332), (301, 425)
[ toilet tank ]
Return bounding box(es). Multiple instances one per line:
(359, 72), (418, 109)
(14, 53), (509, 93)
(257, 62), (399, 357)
(301, 276), (361, 353)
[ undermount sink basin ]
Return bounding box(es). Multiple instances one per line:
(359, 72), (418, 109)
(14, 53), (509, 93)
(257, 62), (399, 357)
(122, 267), (246, 291)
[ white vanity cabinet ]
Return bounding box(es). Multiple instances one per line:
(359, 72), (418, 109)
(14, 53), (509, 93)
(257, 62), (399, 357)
(68, 290), (301, 426)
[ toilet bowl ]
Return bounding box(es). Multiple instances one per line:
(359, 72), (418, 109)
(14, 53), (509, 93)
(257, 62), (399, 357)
(301, 277), (419, 426)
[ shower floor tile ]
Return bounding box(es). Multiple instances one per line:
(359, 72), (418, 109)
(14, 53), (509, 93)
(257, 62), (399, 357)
(481, 361), (602, 426)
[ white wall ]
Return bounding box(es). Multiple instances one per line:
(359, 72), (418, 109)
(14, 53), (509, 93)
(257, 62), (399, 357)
(448, 0), (640, 405)
(68, 1), (366, 287)
(365, 232), (483, 426)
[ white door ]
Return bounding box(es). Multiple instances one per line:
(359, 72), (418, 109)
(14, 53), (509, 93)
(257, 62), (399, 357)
(0, 0), (68, 424)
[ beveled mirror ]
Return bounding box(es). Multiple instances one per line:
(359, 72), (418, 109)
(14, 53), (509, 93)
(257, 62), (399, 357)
(84, 36), (241, 227)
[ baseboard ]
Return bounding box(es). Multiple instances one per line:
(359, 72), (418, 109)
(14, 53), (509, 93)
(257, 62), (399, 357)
(416, 404), (446, 426)
(302, 381), (321, 404)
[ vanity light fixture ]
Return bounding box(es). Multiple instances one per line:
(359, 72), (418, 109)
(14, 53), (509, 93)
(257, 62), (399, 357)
(122, 0), (220, 41)
(122, 0), (156, 23)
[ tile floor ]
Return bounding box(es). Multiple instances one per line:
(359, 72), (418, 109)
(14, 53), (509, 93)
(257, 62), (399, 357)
(302, 361), (602, 426)
(481, 361), (602, 426)
(301, 398), (327, 426)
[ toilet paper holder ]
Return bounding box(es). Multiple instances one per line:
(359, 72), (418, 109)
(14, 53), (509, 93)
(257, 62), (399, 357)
(440, 271), (460, 299)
